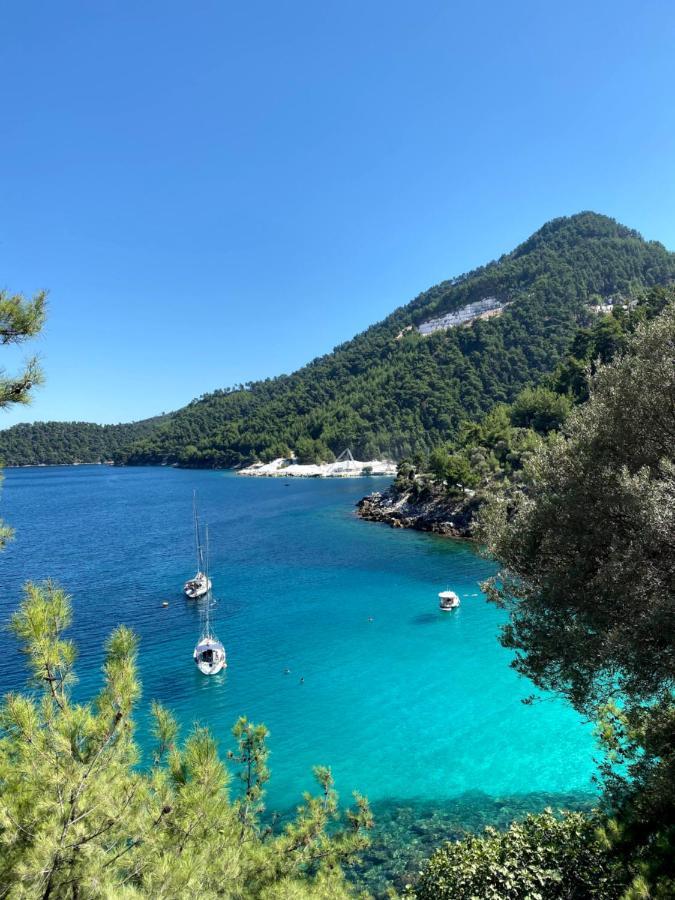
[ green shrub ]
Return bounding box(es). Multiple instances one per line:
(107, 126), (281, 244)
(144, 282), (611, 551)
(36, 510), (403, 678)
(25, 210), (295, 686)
(408, 810), (625, 900)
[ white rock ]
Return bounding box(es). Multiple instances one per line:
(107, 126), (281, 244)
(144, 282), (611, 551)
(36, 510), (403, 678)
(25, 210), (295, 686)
(238, 457), (397, 478)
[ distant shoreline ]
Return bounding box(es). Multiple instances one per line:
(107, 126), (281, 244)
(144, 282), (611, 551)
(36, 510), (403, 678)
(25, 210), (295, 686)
(3, 459), (399, 478)
(3, 461), (114, 469)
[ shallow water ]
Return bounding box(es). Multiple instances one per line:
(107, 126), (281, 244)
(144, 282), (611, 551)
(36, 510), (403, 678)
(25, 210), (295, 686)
(0, 466), (599, 888)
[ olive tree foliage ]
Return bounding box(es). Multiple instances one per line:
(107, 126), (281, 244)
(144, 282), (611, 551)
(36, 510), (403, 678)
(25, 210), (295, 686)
(0, 583), (373, 899)
(0, 288), (46, 548)
(478, 304), (675, 894)
(479, 304), (674, 711)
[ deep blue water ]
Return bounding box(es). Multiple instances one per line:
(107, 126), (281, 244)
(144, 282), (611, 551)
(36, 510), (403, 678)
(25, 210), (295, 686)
(0, 466), (599, 860)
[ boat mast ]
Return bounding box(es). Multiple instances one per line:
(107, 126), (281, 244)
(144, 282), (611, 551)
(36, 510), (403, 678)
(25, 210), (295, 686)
(193, 490), (204, 573)
(203, 524), (212, 638)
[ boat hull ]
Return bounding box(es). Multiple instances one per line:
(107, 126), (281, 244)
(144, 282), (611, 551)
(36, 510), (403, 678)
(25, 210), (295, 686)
(196, 657), (227, 675)
(194, 637), (227, 675)
(438, 590), (460, 610)
(184, 576), (212, 599)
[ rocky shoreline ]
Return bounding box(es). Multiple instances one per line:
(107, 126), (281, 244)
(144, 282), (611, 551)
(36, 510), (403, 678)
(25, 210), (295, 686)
(356, 482), (479, 539)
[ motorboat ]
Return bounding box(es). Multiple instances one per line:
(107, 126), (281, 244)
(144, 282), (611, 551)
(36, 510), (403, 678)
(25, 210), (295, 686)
(439, 590), (460, 611)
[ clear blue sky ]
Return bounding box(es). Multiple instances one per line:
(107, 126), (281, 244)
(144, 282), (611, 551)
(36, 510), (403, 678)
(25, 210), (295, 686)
(2, 0), (674, 425)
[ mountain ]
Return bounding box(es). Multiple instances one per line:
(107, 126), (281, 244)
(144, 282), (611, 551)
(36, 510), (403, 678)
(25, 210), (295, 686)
(1, 212), (673, 468)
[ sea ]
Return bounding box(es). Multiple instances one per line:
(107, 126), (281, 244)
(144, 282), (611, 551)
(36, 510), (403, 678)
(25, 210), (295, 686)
(0, 465), (600, 892)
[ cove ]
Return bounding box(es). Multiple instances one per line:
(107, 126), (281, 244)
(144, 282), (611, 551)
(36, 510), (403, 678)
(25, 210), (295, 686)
(0, 466), (599, 885)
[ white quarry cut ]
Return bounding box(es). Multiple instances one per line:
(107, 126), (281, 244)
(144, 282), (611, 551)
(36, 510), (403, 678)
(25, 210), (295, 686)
(417, 297), (504, 336)
(239, 449), (396, 478)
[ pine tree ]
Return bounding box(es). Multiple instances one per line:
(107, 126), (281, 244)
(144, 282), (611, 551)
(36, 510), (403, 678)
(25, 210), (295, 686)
(0, 287), (46, 547)
(0, 583), (373, 898)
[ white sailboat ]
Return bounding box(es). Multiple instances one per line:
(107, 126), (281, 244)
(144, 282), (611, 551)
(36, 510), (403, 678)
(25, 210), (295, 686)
(193, 526), (227, 676)
(184, 492), (212, 599)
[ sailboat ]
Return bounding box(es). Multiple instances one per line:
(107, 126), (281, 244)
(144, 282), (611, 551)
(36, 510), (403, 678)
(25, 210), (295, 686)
(184, 492), (212, 599)
(193, 525), (227, 675)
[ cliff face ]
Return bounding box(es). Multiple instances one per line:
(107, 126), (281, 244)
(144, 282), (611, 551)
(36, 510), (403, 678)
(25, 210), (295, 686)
(356, 483), (479, 539)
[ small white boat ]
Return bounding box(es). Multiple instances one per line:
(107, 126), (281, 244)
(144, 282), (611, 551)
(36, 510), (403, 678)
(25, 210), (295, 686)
(439, 590), (460, 611)
(184, 492), (211, 598)
(194, 635), (227, 675)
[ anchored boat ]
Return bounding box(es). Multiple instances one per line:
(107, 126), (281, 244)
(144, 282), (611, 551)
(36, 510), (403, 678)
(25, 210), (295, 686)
(184, 572), (210, 600)
(194, 634), (227, 675)
(184, 492), (212, 599)
(439, 590), (460, 611)
(193, 526), (227, 675)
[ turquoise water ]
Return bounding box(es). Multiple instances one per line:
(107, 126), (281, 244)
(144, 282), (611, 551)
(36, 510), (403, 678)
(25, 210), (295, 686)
(0, 466), (598, 886)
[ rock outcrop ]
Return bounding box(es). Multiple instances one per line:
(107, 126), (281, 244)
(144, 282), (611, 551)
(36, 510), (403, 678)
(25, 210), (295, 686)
(356, 483), (479, 539)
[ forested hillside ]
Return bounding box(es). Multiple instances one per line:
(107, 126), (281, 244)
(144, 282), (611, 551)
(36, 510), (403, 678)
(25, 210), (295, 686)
(0, 417), (167, 466)
(360, 285), (674, 538)
(1, 212), (673, 468)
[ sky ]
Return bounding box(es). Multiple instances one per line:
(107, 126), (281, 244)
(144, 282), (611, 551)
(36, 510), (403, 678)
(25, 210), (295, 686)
(1, 0), (675, 426)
